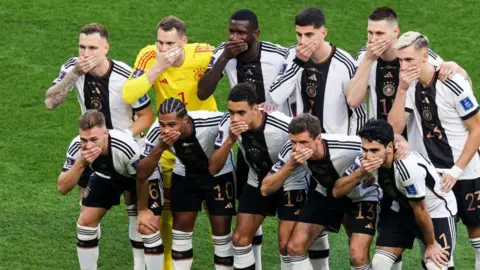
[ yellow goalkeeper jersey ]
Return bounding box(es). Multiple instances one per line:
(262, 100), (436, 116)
(122, 43), (218, 111)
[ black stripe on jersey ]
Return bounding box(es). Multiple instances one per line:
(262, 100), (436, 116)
(112, 142), (134, 160)
(328, 144), (361, 150)
(325, 140), (361, 147)
(113, 62), (131, 75)
(357, 154), (363, 161)
(279, 141), (292, 158)
(213, 43), (225, 54)
(428, 49), (438, 60)
(328, 146), (361, 151)
(146, 127), (161, 142)
(111, 137), (135, 158)
(443, 79), (463, 96)
(419, 163), (454, 217)
(285, 45), (297, 59)
(220, 113), (229, 126)
(395, 160), (410, 181)
(193, 116), (223, 125)
(270, 64), (301, 92)
(64, 57), (76, 69)
(261, 47), (287, 57)
(195, 123), (221, 129)
(266, 121), (289, 134)
(354, 107), (367, 133)
(261, 42), (287, 57)
(112, 66), (130, 79)
(333, 51), (355, 78)
(355, 47), (366, 61)
(266, 116), (289, 133)
(68, 142), (81, 156)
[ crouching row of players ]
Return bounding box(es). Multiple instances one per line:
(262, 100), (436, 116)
(60, 83), (455, 270)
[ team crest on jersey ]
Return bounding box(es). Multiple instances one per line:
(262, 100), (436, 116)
(460, 97), (474, 111)
(405, 184), (417, 195)
(382, 84), (395, 97)
(194, 68), (206, 81)
(132, 68), (144, 78)
(422, 109), (433, 121)
(90, 98), (102, 110)
(306, 85), (317, 98)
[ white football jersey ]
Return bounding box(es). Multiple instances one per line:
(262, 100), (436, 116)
(63, 130), (140, 179)
(405, 72), (480, 180)
(343, 154), (383, 202)
(269, 141), (310, 191)
(53, 58), (151, 131)
(142, 111), (234, 177)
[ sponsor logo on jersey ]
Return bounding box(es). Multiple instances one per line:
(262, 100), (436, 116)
(460, 97), (474, 111)
(160, 78), (168, 84)
(405, 184), (417, 195)
(132, 68), (144, 78)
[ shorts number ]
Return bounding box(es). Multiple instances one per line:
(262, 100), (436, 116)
(149, 182), (160, 200)
(465, 190), (480, 211)
(438, 233), (451, 250)
(284, 191), (294, 207)
(178, 92), (188, 105)
(225, 182), (233, 200)
(356, 203), (376, 220)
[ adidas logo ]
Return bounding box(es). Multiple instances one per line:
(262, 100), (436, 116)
(151, 202), (160, 209)
(245, 69), (254, 76)
(308, 74), (317, 81)
(294, 209), (301, 215)
(365, 223), (373, 229)
(225, 203), (233, 209)
(384, 72), (393, 78)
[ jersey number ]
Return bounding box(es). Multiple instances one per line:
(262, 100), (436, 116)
(379, 98), (394, 116)
(178, 92), (188, 105)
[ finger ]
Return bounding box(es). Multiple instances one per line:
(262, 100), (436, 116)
(226, 40), (245, 45)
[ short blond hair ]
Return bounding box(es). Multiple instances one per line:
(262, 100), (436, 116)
(79, 110), (106, 130)
(395, 31), (429, 50)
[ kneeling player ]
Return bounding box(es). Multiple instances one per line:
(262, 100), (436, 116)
(358, 119), (456, 270)
(56, 110), (160, 270)
(137, 98), (235, 270)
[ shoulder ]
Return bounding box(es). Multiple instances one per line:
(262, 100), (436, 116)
(111, 60), (132, 79)
(284, 45), (297, 60)
(427, 48), (440, 61)
(190, 111), (224, 125)
(219, 112), (231, 127)
(134, 45), (157, 65)
(440, 73), (471, 97)
(145, 121), (161, 143)
(62, 57), (78, 69)
(333, 46), (356, 76)
(324, 134), (362, 149)
(260, 41), (288, 58)
(266, 112), (290, 133)
(279, 140), (292, 158)
(110, 130), (139, 159)
(188, 43), (214, 58)
(393, 153), (417, 181)
(66, 135), (82, 156)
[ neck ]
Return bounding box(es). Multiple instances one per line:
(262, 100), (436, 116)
(102, 134), (109, 155)
(385, 152), (394, 168)
(238, 40), (259, 62)
(89, 58), (110, 77)
(250, 111), (264, 130)
(182, 120), (193, 139)
(381, 46), (397, 61)
(311, 42), (332, 63)
(172, 49), (186, 67)
(418, 63), (435, 87)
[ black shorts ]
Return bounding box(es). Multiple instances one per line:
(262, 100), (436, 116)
(78, 167), (93, 188)
(345, 201), (378, 236)
(276, 189), (307, 221)
(298, 189), (347, 232)
(238, 183), (278, 216)
(148, 179), (163, 216)
(377, 209), (456, 255)
(452, 178), (480, 226)
(170, 172), (235, 216)
(235, 153), (249, 198)
(81, 173), (134, 209)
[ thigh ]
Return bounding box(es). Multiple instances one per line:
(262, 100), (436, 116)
(204, 172), (236, 216)
(376, 210), (417, 249)
(238, 184), (277, 216)
(171, 174), (202, 213)
(289, 222), (324, 253)
(82, 173), (123, 210)
(453, 178), (480, 227)
(432, 216), (456, 259)
(347, 201), (378, 236)
(298, 189), (345, 233)
(350, 232), (374, 257)
(277, 189), (307, 222)
(278, 220), (297, 251)
(209, 215), (233, 236)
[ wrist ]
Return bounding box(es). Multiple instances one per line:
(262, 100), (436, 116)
(226, 135), (237, 144)
(448, 165), (463, 179)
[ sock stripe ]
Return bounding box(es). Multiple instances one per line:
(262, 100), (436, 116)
(233, 246), (253, 256)
(355, 263), (373, 270)
(77, 229), (98, 235)
(143, 234), (162, 245)
(375, 249), (397, 263)
(288, 254), (309, 262)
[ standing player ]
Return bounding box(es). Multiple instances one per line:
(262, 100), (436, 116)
(269, 7), (366, 135)
(137, 98), (236, 270)
(198, 11), (289, 261)
(45, 23), (154, 270)
(353, 119), (456, 270)
(122, 16), (217, 269)
(209, 84), (308, 270)
(388, 31), (480, 269)
(56, 110), (160, 270)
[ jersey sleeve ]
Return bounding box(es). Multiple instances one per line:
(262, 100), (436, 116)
(270, 141), (292, 173)
(214, 113), (230, 149)
(355, 47), (366, 62)
(395, 159), (426, 200)
(344, 154), (363, 176)
(52, 57), (77, 91)
(122, 46), (156, 104)
(141, 121), (161, 158)
(126, 140), (142, 177)
(447, 75), (480, 120)
(62, 136), (82, 172)
(427, 49), (444, 66)
(269, 46), (303, 106)
(405, 84), (416, 113)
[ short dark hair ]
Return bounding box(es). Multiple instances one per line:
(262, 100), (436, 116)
(79, 110), (106, 130)
(230, 9), (259, 29)
(228, 83), (258, 106)
(358, 119), (394, 146)
(288, 113), (321, 138)
(159, 98), (188, 118)
(80, 23), (108, 41)
(368, 7), (398, 23)
(295, 7), (325, 28)
(157, 16), (187, 36)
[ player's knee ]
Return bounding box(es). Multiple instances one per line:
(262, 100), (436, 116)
(349, 245), (369, 266)
(232, 230), (250, 247)
(137, 224), (158, 235)
(210, 217), (232, 236)
(278, 239), (289, 255)
(287, 238), (307, 256)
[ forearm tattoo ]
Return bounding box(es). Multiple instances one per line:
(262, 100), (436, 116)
(45, 70), (80, 109)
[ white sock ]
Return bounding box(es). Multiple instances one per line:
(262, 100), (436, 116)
(470, 237), (480, 270)
(353, 263), (373, 270)
(233, 244), (255, 269)
(142, 231), (164, 270)
(252, 226), (263, 270)
(372, 250), (396, 270)
(213, 233), (233, 270)
(392, 254), (402, 270)
(76, 224), (99, 270)
(172, 230), (193, 270)
(309, 232), (329, 269)
(280, 255), (291, 270)
(127, 205), (145, 270)
(290, 255), (313, 270)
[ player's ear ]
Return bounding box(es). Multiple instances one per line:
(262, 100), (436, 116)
(182, 35), (188, 46)
(104, 42), (110, 55)
(386, 142), (394, 154)
(393, 26), (400, 39)
(322, 27), (328, 39)
(254, 29), (260, 39)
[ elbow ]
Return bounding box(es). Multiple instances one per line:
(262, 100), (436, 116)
(45, 99), (54, 110)
(260, 183), (270, 197)
(208, 161), (220, 176)
(57, 183), (69, 196)
(332, 187), (342, 199)
(346, 92), (362, 108)
(196, 84), (209, 101)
